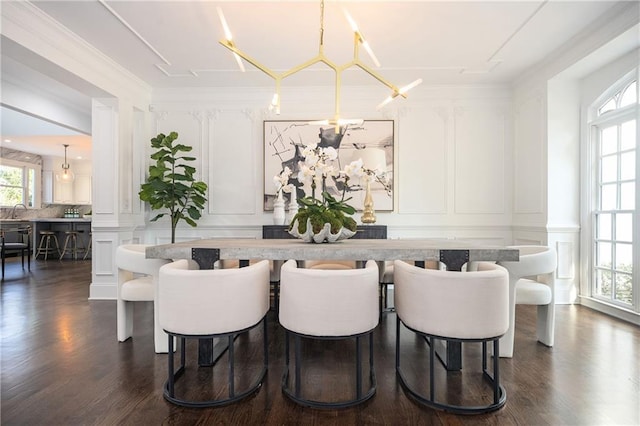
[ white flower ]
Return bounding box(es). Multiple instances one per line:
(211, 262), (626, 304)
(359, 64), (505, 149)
(344, 159), (364, 179)
(288, 142), (392, 203)
(297, 164), (315, 186)
(322, 146), (338, 161)
(304, 152), (319, 168)
(274, 166), (292, 191)
(273, 175), (282, 189)
(282, 183), (294, 193)
(302, 143), (317, 159)
(319, 163), (337, 178)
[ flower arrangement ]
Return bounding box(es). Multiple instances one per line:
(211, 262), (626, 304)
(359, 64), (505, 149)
(273, 143), (353, 235)
(274, 143), (391, 238)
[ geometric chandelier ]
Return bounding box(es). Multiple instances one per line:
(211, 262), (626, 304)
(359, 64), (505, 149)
(217, 0), (421, 130)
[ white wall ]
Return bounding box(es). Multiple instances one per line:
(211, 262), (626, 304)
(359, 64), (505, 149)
(141, 85), (514, 251)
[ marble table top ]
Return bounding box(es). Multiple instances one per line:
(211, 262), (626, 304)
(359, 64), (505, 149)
(147, 238), (519, 267)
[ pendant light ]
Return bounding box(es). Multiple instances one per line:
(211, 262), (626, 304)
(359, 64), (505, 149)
(57, 144), (75, 182)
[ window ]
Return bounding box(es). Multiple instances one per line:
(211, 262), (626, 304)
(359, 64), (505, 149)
(0, 159), (40, 208)
(590, 76), (637, 311)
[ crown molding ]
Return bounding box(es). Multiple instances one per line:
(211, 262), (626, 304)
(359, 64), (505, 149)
(1, 1), (151, 105)
(515, 1), (640, 90)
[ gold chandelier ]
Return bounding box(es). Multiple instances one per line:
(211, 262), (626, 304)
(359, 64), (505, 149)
(217, 0), (421, 129)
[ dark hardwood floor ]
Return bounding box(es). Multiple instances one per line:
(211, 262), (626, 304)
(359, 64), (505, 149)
(1, 257), (639, 425)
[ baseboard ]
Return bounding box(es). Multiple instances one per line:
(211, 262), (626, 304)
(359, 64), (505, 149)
(88, 282), (117, 300)
(579, 297), (640, 326)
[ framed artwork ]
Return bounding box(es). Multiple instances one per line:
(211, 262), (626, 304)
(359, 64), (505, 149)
(263, 120), (394, 211)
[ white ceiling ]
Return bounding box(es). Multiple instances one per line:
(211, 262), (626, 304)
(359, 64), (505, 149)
(28, 0), (633, 88)
(1, 106), (91, 160)
(1, 0), (638, 160)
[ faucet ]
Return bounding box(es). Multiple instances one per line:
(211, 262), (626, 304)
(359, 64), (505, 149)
(11, 203), (27, 219)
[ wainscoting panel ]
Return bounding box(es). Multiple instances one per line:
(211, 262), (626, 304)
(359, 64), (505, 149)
(453, 105), (506, 214)
(94, 238), (114, 276)
(209, 110), (255, 215)
(398, 107), (448, 214)
(514, 95), (545, 215)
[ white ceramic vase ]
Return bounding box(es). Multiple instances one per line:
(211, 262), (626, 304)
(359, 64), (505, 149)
(273, 191), (286, 225)
(287, 188), (298, 223)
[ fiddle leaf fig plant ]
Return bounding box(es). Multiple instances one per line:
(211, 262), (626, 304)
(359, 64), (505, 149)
(139, 131), (208, 243)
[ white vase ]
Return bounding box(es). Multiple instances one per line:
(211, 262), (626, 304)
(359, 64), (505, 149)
(273, 191), (286, 225)
(287, 189), (298, 223)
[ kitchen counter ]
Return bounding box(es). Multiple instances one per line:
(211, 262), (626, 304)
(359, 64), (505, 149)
(30, 218), (92, 259)
(30, 217), (92, 223)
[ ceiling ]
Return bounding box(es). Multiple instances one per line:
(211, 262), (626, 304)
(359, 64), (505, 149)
(29, 0), (631, 88)
(1, 106), (91, 161)
(1, 1), (638, 160)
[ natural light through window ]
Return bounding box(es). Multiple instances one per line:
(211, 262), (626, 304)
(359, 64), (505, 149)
(591, 77), (637, 309)
(0, 162), (37, 208)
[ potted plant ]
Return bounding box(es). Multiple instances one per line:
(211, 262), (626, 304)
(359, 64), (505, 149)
(274, 144), (357, 243)
(290, 190), (357, 241)
(139, 132), (208, 243)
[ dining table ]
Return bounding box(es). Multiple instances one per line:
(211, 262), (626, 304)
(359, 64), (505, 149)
(146, 237), (519, 371)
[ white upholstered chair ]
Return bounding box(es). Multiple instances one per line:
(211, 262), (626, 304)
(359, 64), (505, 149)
(116, 244), (171, 353)
(159, 259), (270, 407)
(379, 260), (441, 311)
(497, 245), (557, 358)
(219, 258), (283, 312)
(394, 260), (509, 414)
(304, 259), (356, 270)
(279, 259), (379, 408)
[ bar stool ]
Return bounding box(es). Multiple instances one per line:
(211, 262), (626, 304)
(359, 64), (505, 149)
(83, 232), (92, 260)
(60, 230), (85, 260)
(35, 231), (61, 260)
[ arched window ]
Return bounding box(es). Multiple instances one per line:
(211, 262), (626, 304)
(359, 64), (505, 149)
(588, 74), (637, 311)
(597, 80), (637, 116)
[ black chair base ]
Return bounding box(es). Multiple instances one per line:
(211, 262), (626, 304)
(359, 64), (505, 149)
(281, 330), (376, 409)
(1, 244), (31, 279)
(396, 317), (507, 415)
(379, 283), (395, 315)
(270, 280), (280, 314)
(163, 315), (268, 408)
(2, 227), (31, 280)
